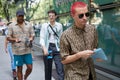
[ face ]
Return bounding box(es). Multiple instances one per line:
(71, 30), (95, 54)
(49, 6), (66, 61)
(48, 13), (57, 22)
(17, 15), (24, 23)
(72, 7), (89, 28)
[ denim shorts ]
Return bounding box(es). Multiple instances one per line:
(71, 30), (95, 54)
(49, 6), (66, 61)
(14, 53), (32, 66)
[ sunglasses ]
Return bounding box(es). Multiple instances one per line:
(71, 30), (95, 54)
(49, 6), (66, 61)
(78, 12), (90, 19)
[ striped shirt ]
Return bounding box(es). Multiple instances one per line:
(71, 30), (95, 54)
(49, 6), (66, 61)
(60, 24), (98, 80)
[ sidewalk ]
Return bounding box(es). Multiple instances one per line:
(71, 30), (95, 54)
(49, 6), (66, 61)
(0, 36), (56, 80)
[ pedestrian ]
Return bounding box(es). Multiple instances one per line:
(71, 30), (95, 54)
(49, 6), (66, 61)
(40, 10), (64, 80)
(6, 9), (35, 80)
(5, 22), (17, 80)
(60, 1), (98, 80)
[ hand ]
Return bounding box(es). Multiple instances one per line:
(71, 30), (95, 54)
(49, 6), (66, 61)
(43, 47), (48, 56)
(96, 58), (104, 62)
(5, 48), (8, 54)
(29, 37), (33, 42)
(15, 38), (21, 43)
(29, 41), (33, 48)
(78, 50), (94, 60)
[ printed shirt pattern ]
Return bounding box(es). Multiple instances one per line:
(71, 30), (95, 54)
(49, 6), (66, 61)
(60, 24), (98, 80)
(7, 21), (35, 55)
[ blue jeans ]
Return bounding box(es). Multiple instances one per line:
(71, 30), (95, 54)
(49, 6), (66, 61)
(7, 43), (16, 70)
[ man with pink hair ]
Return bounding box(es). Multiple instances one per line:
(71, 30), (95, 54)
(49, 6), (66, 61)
(60, 1), (98, 80)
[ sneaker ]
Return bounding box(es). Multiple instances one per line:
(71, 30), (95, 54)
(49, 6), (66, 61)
(13, 71), (17, 80)
(13, 77), (17, 80)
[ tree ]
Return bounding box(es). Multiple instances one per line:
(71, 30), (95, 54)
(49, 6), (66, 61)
(25, 0), (40, 21)
(0, 0), (16, 22)
(0, 0), (6, 20)
(30, 0), (54, 23)
(0, 0), (41, 22)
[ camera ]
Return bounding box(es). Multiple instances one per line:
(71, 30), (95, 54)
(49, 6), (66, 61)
(25, 38), (32, 48)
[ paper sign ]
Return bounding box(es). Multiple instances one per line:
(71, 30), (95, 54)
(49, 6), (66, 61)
(92, 48), (108, 60)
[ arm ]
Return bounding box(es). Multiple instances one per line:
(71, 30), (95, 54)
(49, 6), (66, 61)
(7, 37), (20, 43)
(6, 25), (21, 43)
(41, 45), (48, 55)
(29, 23), (35, 42)
(60, 33), (94, 64)
(5, 37), (8, 53)
(62, 50), (94, 64)
(39, 23), (48, 55)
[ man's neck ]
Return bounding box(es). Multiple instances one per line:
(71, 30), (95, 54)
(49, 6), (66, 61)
(17, 21), (24, 28)
(75, 23), (85, 30)
(17, 20), (24, 25)
(18, 22), (23, 25)
(50, 21), (55, 26)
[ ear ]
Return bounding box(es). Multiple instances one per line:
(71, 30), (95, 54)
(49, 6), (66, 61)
(55, 15), (58, 19)
(71, 13), (75, 19)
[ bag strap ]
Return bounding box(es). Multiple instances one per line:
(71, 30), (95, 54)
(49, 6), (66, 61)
(49, 24), (59, 38)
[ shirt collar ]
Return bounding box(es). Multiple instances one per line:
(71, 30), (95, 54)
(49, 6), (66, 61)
(15, 21), (27, 25)
(73, 23), (88, 33)
(48, 21), (57, 27)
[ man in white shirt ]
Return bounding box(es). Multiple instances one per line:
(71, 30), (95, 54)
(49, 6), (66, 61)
(40, 10), (64, 80)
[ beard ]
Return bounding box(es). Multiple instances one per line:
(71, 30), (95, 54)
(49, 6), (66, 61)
(17, 19), (24, 24)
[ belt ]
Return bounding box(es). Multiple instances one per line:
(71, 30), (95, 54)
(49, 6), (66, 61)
(49, 43), (56, 47)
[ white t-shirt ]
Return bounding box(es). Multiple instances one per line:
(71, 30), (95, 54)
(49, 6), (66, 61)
(48, 25), (57, 43)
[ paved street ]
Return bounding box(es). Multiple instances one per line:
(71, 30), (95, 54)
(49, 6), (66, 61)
(0, 36), (56, 80)
(1, 36), (120, 80)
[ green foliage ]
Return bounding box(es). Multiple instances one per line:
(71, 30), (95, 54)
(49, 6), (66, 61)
(0, 0), (41, 21)
(0, 0), (5, 18)
(31, 0), (54, 23)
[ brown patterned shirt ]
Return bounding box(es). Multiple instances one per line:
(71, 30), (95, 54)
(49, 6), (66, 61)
(60, 24), (98, 80)
(7, 21), (35, 55)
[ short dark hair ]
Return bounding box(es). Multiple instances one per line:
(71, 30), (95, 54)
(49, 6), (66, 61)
(47, 10), (57, 15)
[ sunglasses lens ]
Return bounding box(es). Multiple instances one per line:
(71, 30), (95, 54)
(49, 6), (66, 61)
(79, 14), (84, 19)
(85, 12), (89, 17)
(78, 12), (90, 19)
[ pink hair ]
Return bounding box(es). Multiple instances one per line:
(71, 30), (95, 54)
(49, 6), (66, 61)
(70, 2), (87, 16)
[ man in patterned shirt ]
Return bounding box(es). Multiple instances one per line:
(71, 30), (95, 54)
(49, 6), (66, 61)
(7, 9), (35, 80)
(60, 1), (98, 80)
